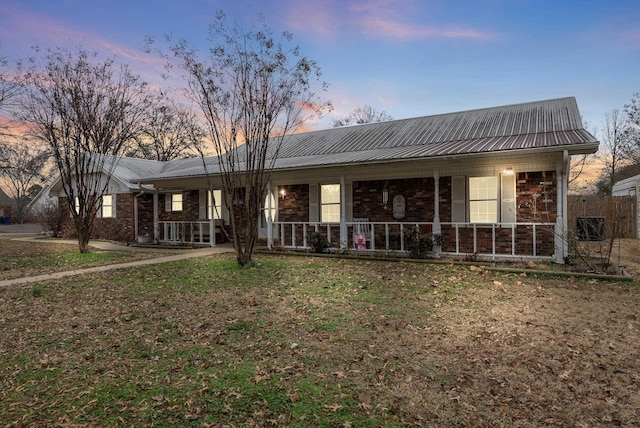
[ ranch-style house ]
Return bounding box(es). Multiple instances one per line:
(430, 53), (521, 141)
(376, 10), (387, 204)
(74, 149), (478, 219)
(45, 97), (599, 263)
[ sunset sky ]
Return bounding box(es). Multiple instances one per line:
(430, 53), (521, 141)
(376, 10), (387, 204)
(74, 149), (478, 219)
(1, 0), (638, 135)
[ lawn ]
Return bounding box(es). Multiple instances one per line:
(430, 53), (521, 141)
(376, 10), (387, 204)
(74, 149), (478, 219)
(0, 238), (168, 281)
(0, 250), (639, 427)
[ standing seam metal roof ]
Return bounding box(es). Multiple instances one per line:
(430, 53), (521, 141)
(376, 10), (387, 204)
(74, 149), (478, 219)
(137, 97), (598, 181)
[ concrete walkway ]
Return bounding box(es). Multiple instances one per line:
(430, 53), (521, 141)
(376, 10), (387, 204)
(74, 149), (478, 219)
(0, 229), (234, 287)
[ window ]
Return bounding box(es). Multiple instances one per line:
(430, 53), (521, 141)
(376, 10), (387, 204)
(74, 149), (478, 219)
(101, 194), (114, 218)
(171, 193), (182, 211)
(321, 184), (340, 223)
(469, 176), (498, 223)
(260, 190), (276, 228)
(208, 190), (222, 220)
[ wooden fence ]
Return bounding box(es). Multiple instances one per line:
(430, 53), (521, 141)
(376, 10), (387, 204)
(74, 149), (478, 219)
(568, 195), (636, 239)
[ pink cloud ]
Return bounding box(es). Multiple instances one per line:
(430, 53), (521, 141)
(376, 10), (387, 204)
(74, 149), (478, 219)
(1, 5), (162, 68)
(623, 29), (640, 42)
(284, 1), (339, 39)
(357, 15), (494, 40)
(282, 0), (494, 41)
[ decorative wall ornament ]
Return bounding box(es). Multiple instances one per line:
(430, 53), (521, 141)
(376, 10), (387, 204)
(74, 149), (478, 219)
(392, 194), (405, 219)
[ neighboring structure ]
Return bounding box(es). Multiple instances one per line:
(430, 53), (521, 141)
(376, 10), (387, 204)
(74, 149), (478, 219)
(612, 175), (640, 238)
(52, 97), (598, 263)
(0, 187), (16, 223)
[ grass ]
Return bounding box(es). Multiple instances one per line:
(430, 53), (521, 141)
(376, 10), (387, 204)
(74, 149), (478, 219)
(0, 245), (639, 426)
(0, 238), (167, 280)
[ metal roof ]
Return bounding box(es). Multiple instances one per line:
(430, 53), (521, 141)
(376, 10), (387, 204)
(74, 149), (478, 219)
(140, 97), (599, 181)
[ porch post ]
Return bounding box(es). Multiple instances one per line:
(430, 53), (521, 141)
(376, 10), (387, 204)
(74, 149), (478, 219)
(433, 170), (441, 257)
(554, 151), (569, 263)
(267, 181), (273, 249)
(134, 192), (139, 240)
(153, 190), (159, 244)
(340, 176), (347, 250)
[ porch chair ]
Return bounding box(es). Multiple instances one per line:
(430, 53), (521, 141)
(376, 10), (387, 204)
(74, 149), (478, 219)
(353, 218), (371, 250)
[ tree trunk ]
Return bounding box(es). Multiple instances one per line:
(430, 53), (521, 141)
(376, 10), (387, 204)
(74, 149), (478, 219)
(76, 218), (91, 253)
(77, 234), (90, 253)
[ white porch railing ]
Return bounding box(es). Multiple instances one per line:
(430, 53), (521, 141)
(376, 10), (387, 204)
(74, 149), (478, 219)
(158, 221), (215, 245)
(273, 221), (557, 260)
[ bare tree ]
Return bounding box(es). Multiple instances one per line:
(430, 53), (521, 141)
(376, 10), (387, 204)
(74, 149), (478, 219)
(568, 119), (597, 193)
(332, 105), (393, 127)
(0, 55), (22, 136)
(598, 109), (629, 195)
(17, 48), (149, 252)
(623, 92), (640, 163)
(0, 140), (49, 223)
(158, 11), (329, 266)
(127, 92), (203, 161)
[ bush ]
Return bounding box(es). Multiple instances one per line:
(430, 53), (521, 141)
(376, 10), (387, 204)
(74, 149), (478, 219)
(404, 226), (431, 258)
(308, 232), (330, 253)
(32, 200), (64, 237)
(404, 227), (444, 259)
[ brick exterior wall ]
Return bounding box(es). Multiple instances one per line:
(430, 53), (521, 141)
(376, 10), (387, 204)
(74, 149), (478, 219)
(516, 171), (557, 223)
(277, 184), (311, 246)
(278, 184), (309, 222)
(353, 178), (435, 222)
(159, 190), (200, 222)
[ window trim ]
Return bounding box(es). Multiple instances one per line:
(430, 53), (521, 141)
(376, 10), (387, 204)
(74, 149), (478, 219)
(167, 193), (182, 212)
(468, 175), (498, 223)
(320, 183), (341, 223)
(100, 194), (114, 218)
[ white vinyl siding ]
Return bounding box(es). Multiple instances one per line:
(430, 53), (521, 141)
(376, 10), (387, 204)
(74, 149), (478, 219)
(321, 184), (341, 223)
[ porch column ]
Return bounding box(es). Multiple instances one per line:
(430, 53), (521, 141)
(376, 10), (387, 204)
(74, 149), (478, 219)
(267, 181), (273, 249)
(554, 151), (569, 263)
(433, 170), (441, 257)
(134, 192), (139, 240)
(340, 175), (347, 250)
(153, 190), (159, 244)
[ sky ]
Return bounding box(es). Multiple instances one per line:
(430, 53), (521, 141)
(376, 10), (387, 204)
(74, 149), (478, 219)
(1, 0), (639, 135)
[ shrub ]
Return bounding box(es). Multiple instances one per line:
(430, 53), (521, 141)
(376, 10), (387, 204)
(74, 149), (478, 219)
(404, 226), (431, 258)
(308, 232), (330, 253)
